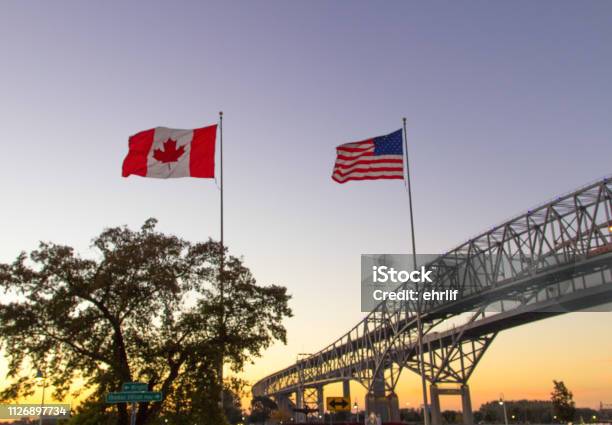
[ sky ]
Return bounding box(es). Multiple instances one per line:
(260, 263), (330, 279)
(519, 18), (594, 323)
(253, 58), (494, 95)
(0, 0), (611, 411)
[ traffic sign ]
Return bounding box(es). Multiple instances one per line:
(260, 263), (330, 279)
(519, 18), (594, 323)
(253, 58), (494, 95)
(326, 396), (350, 412)
(122, 382), (148, 392)
(106, 391), (162, 403)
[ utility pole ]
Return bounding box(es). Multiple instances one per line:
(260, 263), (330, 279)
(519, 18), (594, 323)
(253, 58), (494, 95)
(499, 395), (509, 425)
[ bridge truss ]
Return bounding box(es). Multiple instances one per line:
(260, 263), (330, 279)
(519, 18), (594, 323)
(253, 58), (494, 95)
(253, 177), (612, 423)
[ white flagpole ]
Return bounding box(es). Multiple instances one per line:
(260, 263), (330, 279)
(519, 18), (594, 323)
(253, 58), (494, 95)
(402, 117), (430, 425)
(219, 111), (224, 259)
(218, 111), (225, 412)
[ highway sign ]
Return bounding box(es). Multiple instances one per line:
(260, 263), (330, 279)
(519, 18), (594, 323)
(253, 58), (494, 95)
(106, 391), (162, 403)
(326, 396), (350, 412)
(122, 382), (148, 392)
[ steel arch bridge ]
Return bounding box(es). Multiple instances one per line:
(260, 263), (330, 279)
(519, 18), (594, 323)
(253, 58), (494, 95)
(252, 176), (612, 424)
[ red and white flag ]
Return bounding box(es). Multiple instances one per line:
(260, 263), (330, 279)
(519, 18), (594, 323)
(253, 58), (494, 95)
(332, 129), (404, 183)
(122, 125), (217, 178)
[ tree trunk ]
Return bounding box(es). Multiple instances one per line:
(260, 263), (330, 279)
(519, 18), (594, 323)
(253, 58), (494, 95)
(135, 402), (152, 425)
(117, 403), (129, 425)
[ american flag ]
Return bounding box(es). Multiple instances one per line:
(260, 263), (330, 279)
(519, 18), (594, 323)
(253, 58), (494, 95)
(331, 129), (405, 183)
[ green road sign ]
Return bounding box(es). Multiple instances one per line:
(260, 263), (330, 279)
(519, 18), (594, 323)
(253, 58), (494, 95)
(106, 392), (162, 403)
(122, 382), (148, 392)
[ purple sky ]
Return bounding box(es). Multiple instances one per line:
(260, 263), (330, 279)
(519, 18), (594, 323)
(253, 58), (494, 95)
(1, 0), (611, 407)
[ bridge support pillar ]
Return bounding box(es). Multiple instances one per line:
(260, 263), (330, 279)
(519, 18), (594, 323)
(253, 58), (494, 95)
(343, 379), (350, 399)
(317, 385), (324, 418)
(430, 384), (443, 425)
(461, 385), (474, 425)
(295, 389), (306, 423)
(429, 384), (474, 425)
(365, 376), (391, 422)
(275, 393), (294, 418)
(387, 392), (401, 422)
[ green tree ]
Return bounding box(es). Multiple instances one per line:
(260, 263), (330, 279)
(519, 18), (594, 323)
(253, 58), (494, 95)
(0, 219), (292, 425)
(551, 380), (576, 422)
(249, 396), (278, 423)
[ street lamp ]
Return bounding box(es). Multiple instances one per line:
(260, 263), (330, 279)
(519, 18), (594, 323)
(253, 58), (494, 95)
(36, 369), (45, 425)
(498, 395), (509, 425)
(353, 401), (358, 422)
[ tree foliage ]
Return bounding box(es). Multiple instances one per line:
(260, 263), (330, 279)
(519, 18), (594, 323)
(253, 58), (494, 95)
(0, 219), (292, 425)
(249, 395), (278, 423)
(551, 380), (576, 422)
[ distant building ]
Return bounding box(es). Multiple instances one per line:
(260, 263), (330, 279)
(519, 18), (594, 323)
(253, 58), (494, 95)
(600, 402), (612, 420)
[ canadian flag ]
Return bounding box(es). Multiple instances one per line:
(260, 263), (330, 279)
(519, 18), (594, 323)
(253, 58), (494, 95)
(122, 124), (217, 178)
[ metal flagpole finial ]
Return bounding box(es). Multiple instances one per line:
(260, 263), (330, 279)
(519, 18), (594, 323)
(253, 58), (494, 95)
(403, 117), (407, 123)
(219, 111), (223, 118)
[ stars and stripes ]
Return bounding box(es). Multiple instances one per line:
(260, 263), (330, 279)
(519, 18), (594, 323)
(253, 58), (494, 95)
(331, 129), (405, 183)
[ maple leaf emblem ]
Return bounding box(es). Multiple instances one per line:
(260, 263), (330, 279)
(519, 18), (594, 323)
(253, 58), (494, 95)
(153, 139), (186, 163)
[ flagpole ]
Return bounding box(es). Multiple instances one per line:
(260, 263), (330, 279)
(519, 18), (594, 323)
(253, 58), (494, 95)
(218, 111), (225, 412)
(220, 111), (224, 257)
(402, 117), (430, 425)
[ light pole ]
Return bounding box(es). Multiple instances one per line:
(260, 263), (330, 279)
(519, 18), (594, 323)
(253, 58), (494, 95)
(498, 395), (508, 425)
(36, 369), (45, 425)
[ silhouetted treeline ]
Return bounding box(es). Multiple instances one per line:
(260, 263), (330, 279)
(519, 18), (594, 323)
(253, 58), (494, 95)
(399, 400), (607, 424)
